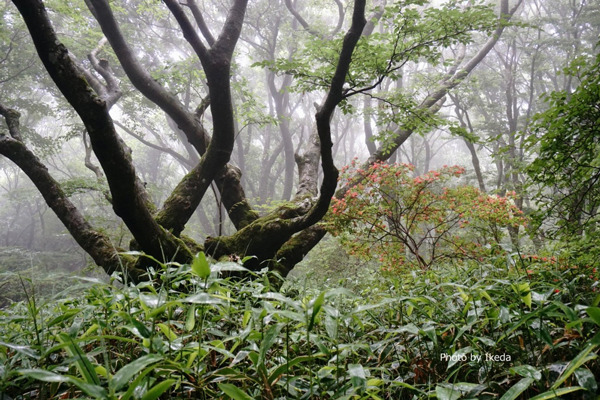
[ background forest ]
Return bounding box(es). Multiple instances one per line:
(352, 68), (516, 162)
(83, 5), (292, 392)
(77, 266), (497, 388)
(1, 0), (600, 398)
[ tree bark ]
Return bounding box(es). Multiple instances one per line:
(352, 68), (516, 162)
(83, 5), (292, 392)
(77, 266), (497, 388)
(205, 0), (367, 269)
(0, 105), (146, 281)
(13, 0), (192, 265)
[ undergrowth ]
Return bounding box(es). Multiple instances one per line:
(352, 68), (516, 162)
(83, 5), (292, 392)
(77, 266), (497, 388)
(0, 252), (599, 399)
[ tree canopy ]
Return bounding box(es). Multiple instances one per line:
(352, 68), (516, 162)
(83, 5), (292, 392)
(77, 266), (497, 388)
(3, 0), (598, 281)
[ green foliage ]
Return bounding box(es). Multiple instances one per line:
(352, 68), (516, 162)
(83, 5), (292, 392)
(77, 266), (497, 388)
(0, 251), (599, 399)
(190, 251), (210, 280)
(0, 248), (90, 307)
(257, 1), (496, 94)
(328, 162), (527, 271)
(527, 52), (600, 261)
(59, 177), (109, 198)
(254, 0), (497, 121)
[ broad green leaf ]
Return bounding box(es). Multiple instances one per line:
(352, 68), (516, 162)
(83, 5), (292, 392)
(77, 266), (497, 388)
(218, 383), (254, 400)
(585, 306), (600, 327)
(268, 356), (313, 385)
(81, 323), (100, 339)
(185, 306), (196, 331)
(148, 304), (167, 318)
(308, 291), (326, 332)
(421, 325), (437, 346)
(20, 369), (107, 399)
(510, 365), (541, 380)
(191, 252), (210, 279)
(181, 292), (224, 305)
(129, 319), (152, 339)
(324, 315), (338, 340)
(447, 347), (472, 369)
(529, 386), (584, 399)
(58, 333), (100, 385)
(157, 323), (178, 341)
(551, 331), (600, 390)
(46, 309), (81, 328)
(574, 368), (597, 394)
(112, 354), (163, 391)
(0, 341), (39, 360)
(389, 380), (423, 392)
(499, 377), (534, 400)
(367, 378), (384, 386)
(389, 324), (419, 335)
(435, 385), (461, 400)
(214, 367), (258, 382)
(211, 262), (249, 273)
(353, 298), (395, 314)
(348, 364), (366, 379)
(255, 292), (301, 309)
(242, 310), (252, 327)
(258, 324), (282, 365)
(513, 282), (532, 308)
(141, 379), (176, 400)
(241, 255), (256, 263)
(139, 293), (165, 309)
(94, 365), (109, 378)
(457, 287), (470, 301)
(479, 290), (497, 306)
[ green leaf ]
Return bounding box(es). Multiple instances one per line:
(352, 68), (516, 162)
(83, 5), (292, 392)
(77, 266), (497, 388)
(513, 282), (532, 308)
(255, 292), (302, 309)
(574, 368), (597, 394)
(585, 306), (600, 327)
(241, 255), (256, 263)
(46, 309), (81, 328)
(191, 251), (210, 279)
(218, 383), (254, 400)
(141, 379), (176, 400)
(447, 347), (472, 369)
(435, 385), (462, 400)
(510, 365), (541, 380)
(157, 323), (178, 341)
(57, 333), (100, 386)
(268, 356), (313, 385)
(20, 369), (107, 399)
(499, 377), (534, 400)
(211, 262), (250, 273)
(308, 291), (326, 332)
(258, 324), (282, 365)
(348, 363), (366, 379)
(185, 306), (196, 331)
(353, 298), (395, 314)
(529, 386), (584, 399)
(94, 365), (108, 378)
(551, 331), (600, 390)
(0, 341), (39, 360)
(129, 319), (152, 338)
(112, 354), (163, 391)
(181, 292), (224, 305)
(121, 364), (162, 400)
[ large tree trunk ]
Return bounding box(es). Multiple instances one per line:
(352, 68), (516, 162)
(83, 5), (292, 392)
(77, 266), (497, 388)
(0, 105), (147, 282)
(3, 0), (523, 283)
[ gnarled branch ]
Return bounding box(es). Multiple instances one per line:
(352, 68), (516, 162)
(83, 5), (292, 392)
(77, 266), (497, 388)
(13, 0), (192, 263)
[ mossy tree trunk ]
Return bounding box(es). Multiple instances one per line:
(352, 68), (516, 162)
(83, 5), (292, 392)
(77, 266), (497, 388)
(2, 0), (522, 282)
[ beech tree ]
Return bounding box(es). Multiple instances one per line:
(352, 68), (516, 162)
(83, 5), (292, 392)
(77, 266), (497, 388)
(0, 0), (522, 281)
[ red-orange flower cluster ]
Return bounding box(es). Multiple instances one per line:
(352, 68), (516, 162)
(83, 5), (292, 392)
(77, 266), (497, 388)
(327, 162), (528, 272)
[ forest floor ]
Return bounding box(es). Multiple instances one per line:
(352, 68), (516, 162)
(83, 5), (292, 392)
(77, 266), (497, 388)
(0, 243), (599, 399)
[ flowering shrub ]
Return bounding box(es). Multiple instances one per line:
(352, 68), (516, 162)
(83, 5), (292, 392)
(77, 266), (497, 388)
(520, 253), (600, 288)
(328, 162), (527, 271)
